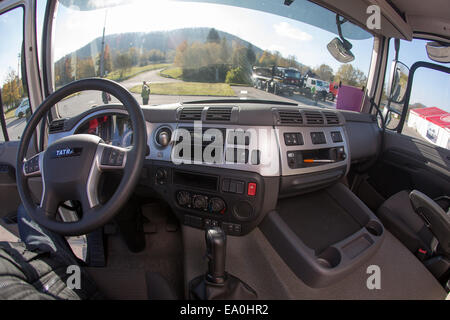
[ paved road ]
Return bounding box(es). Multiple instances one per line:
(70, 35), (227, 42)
(120, 68), (181, 89)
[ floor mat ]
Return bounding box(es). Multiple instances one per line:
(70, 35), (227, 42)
(104, 202), (184, 299)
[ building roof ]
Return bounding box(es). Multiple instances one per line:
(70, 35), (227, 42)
(411, 107), (447, 118)
(425, 114), (450, 130)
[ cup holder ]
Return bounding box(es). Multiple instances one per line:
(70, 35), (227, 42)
(366, 220), (383, 237)
(316, 247), (341, 269)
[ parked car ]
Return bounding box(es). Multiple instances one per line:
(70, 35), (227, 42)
(14, 98), (30, 118)
(301, 77), (330, 101)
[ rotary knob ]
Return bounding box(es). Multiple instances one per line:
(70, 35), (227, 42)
(177, 191), (191, 207)
(209, 197), (226, 214)
(192, 195), (208, 210)
(155, 127), (172, 147)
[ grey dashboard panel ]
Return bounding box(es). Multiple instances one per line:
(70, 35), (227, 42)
(340, 110), (380, 162)
(47, 102), (379, 181)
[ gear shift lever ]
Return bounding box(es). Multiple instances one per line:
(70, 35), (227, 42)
(189, 227), (257, 300)
(205, 227), (227, 284)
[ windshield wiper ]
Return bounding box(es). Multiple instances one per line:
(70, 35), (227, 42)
(183, 98), (298, 106)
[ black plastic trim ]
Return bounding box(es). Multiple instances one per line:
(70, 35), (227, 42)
(398, 62), (450, 133)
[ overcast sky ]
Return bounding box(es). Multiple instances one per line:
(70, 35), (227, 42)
(0, 0), (448, 111)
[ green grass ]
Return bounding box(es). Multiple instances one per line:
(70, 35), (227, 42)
(159, 67), (182, 80)
(130, 82), (236, 96)
(106, 63), (170, 82)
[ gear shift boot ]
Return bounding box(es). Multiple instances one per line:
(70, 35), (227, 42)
(189, 227), (257, 300)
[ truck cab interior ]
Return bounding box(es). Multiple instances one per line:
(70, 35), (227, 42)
(0, 0), (449, 300)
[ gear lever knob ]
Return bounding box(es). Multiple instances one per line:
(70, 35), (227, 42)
(205, 227), (227, 284)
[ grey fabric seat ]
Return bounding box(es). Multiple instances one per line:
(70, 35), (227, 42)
(0, 241), (177, 300)
(377, 190), (436, 256)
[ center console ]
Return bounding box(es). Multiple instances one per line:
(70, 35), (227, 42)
(143, 106), (351, 236)
(145, 161), (279, 236)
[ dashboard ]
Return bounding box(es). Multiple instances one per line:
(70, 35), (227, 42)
(47, 103), (379, 236)
(74, 113), (133, 147)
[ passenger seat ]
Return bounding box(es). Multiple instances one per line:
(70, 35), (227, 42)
(377, 190), (450, 282)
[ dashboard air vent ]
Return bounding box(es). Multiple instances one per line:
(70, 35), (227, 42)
(304, 111), (324, 125)
(324, 112), (339, 125)
(179, 107), (203, 121)
(48, 119), (65, 133)
(277, 109), (303, 125)
(206, 107), (232, 121)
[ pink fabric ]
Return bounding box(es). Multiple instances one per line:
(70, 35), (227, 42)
(335, 85), (364, 112)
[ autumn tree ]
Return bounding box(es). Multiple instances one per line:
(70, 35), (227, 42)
(246, 44), (256, 66)
(314, 64), (334, 82)
(206, 28), (220, 43)
(76, 58), (96, 79)
(174, 40), (188, 67)
(258, 51), (276, 66)
(129, 48), (139, 66)
(334, 64), (367, 87)
(219, 38), (231, 64)
(1, 69), (23, 109)
(54, 56), (74, 86)
(103, 44), (113, 74)
(114, 52), (132, 79)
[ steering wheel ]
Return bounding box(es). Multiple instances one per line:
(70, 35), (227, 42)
(16, 78), (147, 236)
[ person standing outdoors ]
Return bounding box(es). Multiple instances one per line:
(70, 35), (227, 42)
(141, 81), (150, 105)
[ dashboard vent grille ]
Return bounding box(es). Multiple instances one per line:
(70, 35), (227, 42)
(277, 109), (303, 125)
(304, 111), (324, 125)
(206, 107), (232, 121)
(179, 107), (203, 121)
(324, 112), (339, 125)
(49, 119), (65, 133)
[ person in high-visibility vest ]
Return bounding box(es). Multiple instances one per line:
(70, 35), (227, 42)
(141, 81), (150, 105)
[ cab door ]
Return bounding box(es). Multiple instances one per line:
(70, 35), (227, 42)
(366, 54), (450, 208)
(0, 0), (43, 233)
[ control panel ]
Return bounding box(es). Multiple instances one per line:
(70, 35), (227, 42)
(176, 190), (226, 215)
(146, 162), (272, 236)
(277, 126), (349, 176)
(287, 146), (346, 169)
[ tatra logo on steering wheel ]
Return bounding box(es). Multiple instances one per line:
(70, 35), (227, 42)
(52, 147), (82, 158)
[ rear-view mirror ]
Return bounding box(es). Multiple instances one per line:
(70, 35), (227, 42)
(327, 37), (355, 63)
(426, 42), (450, 63)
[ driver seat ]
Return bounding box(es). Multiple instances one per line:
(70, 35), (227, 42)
(0, 241), (177, 300)
(0, 241), (101, 300)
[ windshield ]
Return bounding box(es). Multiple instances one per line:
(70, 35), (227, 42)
(52, 0), (374, 117)
(284, 70), (301, 79)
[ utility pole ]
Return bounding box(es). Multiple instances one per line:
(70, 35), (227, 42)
(99, 10), (108, 78)
(17, 53), (21, 77)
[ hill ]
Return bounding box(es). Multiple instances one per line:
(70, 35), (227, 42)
(56, 27), (263, 63)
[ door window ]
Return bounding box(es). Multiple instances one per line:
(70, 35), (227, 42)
(0, 6), (30, 141)
(381, 39), (450, 149)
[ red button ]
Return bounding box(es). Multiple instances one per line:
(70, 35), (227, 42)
(247, 183), (256, 196)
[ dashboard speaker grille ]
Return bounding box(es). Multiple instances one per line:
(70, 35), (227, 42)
(206, 107), (232, 121)
(179, 107), (203, 121)
(324, 112), (339, 125)
(304, 111), (324, 125)
(277, 109), (303, 124)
